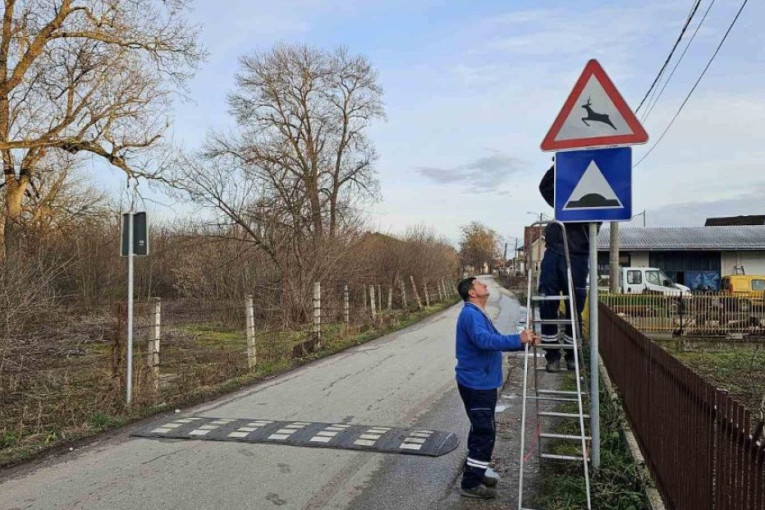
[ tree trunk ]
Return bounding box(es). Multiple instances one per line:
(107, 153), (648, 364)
(3, 176), (26, 261)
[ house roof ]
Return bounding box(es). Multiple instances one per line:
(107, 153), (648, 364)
(597, 226), (765, 251)
(705, 215), (765, 226)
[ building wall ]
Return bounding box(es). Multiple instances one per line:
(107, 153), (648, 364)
(721, 251), (765, 275)
(630, 252), (649, 267)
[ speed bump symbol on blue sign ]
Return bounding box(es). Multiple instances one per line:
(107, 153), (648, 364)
(554, 147), (632, 222)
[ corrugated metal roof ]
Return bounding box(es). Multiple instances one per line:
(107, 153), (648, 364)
(597, 226), (765, 251)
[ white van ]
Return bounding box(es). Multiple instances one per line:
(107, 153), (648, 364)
(620, 267), (692, 297)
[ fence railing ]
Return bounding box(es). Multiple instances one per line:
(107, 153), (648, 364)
(599, 303), (765, 510)
(600, 292), (765, 337)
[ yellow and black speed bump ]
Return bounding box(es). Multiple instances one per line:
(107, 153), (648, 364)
(132, 416), (459, 457)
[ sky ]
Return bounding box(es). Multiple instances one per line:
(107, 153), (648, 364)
(97, 0), (765, 248)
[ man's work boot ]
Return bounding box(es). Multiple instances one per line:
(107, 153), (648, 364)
(460, 484), (497, 499)
(482, 467), (499, 488)
(546, 359), (560, 373)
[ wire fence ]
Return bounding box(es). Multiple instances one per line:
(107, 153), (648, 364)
(600, 292), (765, 337)
(0, 277), (459, 462)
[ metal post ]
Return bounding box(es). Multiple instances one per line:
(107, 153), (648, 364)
(589, 222), (600, 469)
(343, 284), (350, 324)
(126, 209), (134, 405)
(148, 297), (161, 395)
(313, 282), (321, 346)
(246, 295), (256, 368)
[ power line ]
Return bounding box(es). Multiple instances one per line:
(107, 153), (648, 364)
(635, 0), (749, 168)
(642, 0), (717, 122)
(635, 0), (702, 114)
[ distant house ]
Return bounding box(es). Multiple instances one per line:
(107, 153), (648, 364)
(597, 225), (765, 291)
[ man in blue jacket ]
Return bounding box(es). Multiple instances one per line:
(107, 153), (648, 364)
(455, 277), (539, 499)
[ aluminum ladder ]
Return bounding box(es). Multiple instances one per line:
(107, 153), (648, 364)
(518, 219), (591, 510)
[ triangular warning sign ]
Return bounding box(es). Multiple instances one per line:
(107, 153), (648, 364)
(541, 59), (648, 151)
(563, 160), (623, 210)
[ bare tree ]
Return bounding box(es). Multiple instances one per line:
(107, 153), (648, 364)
(0, 0), (204, 257)
(169, 44), (384, 319)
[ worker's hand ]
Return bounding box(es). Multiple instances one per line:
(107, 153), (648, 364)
(519, 329), (541, 346)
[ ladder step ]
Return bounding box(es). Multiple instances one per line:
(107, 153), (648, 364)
(541, 453), (589, 462)
(539, 411), (590, 419)
(525, 396), (579, 402)
(532, 295), (570, 301)
(538, 343), (576, 349)
(539, 389), (585, 396)
(540, 433), (592, 441)
(533, 319), (572, 325)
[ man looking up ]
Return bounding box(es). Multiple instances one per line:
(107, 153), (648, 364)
(455, 277), (540, 499)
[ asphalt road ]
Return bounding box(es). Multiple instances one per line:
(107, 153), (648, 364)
(0, 276), (521, 510)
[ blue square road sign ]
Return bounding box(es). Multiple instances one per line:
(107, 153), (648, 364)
(554, 147), (632, 222)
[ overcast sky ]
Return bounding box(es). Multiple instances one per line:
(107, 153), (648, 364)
(99, 0), (764, 247)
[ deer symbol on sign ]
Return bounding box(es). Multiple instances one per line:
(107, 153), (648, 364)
(581, 97), (616, 130)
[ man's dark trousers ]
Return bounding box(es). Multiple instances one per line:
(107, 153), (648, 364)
(457, 383), (497, 489)
(538, 248), (588, 363)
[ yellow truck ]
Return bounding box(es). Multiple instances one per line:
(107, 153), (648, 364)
(719, 275), (765, 310)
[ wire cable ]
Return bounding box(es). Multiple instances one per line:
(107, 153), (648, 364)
(642, 0), (717, 122)
(635, 0), (702, 114)
(635, 0), (749, 168)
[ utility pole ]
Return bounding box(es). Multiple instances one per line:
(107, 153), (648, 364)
(514, 238), (519, 272)
(609, 222), (619, 293)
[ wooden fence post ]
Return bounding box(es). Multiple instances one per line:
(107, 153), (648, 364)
(442, 278), (449, 298)
(246, 295), (256, 369)
(400, 279), (408, 309)
(369, 285), (377, 321)
(387, 285), (393, 310)
(437, 281), (444, 301)
(363, 285), (367, 311)
(410, 276), (423, 309)
(424, 281), (431, 307)
(313, 281), (321, 347)
(377, 284), (383, 316)
(147, 298), (161, 396)
(343, 284), (350, 325)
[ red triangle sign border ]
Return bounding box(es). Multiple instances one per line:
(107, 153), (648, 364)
(541, 59), (649, 152)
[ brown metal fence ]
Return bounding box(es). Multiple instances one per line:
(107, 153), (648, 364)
(600, 292), (765, 336)
(599, 303), (765, 510)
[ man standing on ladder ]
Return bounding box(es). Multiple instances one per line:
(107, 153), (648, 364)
(455, 277), (540, 499)
(538, 165), (597, 373)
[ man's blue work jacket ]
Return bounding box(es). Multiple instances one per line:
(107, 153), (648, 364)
(455, 302), (523, 390)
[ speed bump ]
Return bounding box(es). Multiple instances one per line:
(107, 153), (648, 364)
(132, 416), (459, 457)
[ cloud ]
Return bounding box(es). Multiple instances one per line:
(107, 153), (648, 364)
(416, 152), (526, 192)
(644, 184), (765, 227)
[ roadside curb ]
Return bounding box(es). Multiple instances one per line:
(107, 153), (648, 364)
(599, 357), (666, 510)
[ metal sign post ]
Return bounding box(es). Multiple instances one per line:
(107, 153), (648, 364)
(126, 205), (135, 405)
(120, 197), (148, 405)
(588, 222), (600, 468)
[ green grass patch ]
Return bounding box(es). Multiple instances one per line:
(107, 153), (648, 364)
(661, 340), (764, 413)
